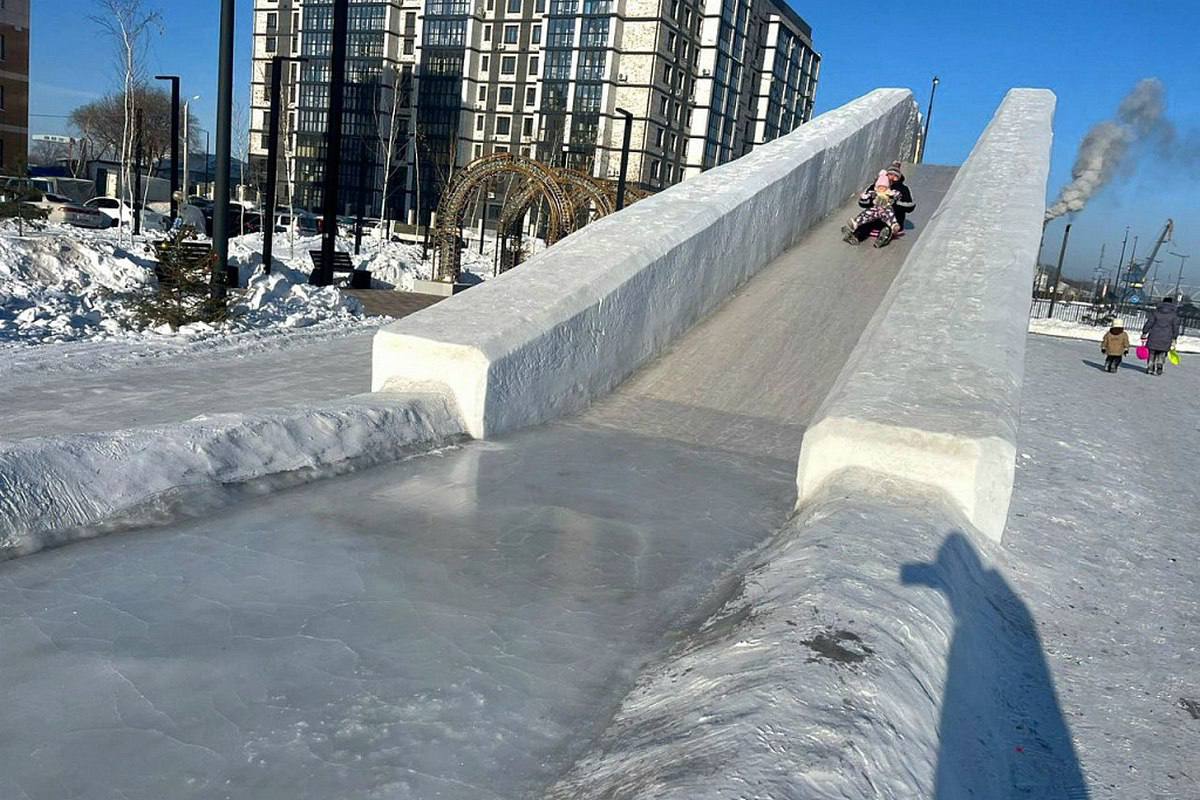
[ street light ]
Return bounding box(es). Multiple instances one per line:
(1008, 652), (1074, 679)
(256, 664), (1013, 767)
(212, 0), (236, 298)
(312, 0), (351, 287)
(154, 74), (181, 221)
(919, 75), (939, 163)
(181, 94), (200, 201)
(614, 107), (633, 211)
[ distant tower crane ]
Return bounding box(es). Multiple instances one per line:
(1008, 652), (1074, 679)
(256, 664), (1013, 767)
(1120, 219), (1174, 305)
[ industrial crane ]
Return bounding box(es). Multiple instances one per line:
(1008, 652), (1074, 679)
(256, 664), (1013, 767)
(1120, 219), (1174, 305)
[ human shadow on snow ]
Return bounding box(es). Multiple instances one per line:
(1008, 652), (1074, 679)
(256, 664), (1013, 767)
(901, 533), (1090, 800)
(1080, 358), (1144, 373)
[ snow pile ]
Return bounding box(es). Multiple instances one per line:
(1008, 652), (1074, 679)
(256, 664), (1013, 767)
(232, 272), (364, 330)
(0, 230), (155, 343)
(0, 226), (383, 347)
(1029, 316), (1200, 353)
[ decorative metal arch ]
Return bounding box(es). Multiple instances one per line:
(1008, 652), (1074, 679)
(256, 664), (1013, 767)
(433, 153), (574, 282)
(554, 169), (615, 221)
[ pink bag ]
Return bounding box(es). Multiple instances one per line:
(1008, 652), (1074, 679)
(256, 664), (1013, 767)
(1136, 345), (1150, 361)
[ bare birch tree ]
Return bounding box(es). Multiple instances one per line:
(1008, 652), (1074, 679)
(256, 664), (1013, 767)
(91, 0), (162, 243)
(374, 66), (405, 243)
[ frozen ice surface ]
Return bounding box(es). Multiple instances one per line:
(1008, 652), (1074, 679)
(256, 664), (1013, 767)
(0, 424), (793, 800)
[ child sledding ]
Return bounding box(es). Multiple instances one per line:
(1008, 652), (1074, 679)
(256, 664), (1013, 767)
(841, 162), (916, 248)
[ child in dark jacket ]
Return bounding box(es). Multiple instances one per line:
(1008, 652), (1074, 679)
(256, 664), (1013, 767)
(1101, 321), (1130, 373)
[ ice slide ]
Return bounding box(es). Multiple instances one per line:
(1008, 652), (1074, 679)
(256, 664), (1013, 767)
(0, 165), (957, 800)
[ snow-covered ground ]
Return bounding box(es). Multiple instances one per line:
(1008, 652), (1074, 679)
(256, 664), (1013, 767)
(1030, 316), (1200, 353)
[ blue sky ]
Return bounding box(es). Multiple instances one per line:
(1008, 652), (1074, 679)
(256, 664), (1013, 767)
(30, 0), (1199, 286)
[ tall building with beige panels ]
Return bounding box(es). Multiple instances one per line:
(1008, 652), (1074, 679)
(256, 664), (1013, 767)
(249, 0), (817, 220)
(0, 0), (30, 174)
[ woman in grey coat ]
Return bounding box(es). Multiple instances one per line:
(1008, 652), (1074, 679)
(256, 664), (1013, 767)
(1141, 296), (1182, 375)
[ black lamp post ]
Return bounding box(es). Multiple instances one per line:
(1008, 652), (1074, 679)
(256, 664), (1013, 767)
(154, 74), (181, 221)
(312, 0), (351, 287)
(919, 76), (939, 163)
(614, 107), (633, 211)
(262, 55), (306, 276)
(212, 0), (236, 298)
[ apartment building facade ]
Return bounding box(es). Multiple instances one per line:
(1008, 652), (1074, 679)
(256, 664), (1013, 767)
(0, 0), (30, 173)
(249, 0), (817, 223)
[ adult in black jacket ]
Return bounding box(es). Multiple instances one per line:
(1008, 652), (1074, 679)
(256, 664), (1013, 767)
(1141, 296), (1182, 375)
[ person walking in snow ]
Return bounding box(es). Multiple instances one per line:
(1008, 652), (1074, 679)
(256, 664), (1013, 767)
(1141, 296), (1182, 376)
(841, 163), (915, 248)
(1100, 320), (1130, 372)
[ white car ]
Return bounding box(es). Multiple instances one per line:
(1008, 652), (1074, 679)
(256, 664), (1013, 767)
(84, 197), (171, 232)
(22, 192), (111, 229)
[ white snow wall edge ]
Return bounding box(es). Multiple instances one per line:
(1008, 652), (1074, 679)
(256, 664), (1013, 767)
(795, 88), (1057, 543)
(373, 89), (920, 438)
(0, 392), (466, 560)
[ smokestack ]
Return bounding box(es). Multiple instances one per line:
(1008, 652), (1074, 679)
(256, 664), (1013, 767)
(1045, 79), (1168, 222)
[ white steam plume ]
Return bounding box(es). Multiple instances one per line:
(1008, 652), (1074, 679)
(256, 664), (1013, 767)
(1045, 78), (1167, 221)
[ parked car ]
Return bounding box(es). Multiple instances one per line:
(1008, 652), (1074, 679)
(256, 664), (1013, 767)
(23, 191), (110, 229)
(84, 197), (171, 232)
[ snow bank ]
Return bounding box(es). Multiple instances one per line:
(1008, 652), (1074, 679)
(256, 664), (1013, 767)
(1029, 316), (1200, 353)
(797, 89), (1056, 542)
(0, 390), (465, 559)
(0, 229), (156, 343)
(547, 474), (1088, 799)
(0, 226), (379, 347)
(373, 89), (920, 438)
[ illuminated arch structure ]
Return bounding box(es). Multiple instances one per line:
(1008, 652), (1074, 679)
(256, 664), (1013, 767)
(432, 153), (643, 282)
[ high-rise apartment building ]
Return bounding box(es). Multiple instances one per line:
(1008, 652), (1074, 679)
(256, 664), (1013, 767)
(249, 0), (817, 224)
(0, 0), (30, 174)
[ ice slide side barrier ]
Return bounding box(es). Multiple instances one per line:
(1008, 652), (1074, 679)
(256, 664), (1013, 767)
(796, 89), (1056, 542)
(372, 89), (920, 438)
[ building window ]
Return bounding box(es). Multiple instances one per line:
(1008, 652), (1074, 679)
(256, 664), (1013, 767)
(526, 87), (536, 106)
(476, 115), (485, 131)
(0, 85), (5, 111)
(522, 117), (533, 136)
(504, 24), (519, 44)
(650, 159), (661, 180)
(266, 12), (278, 31)
(528, 56), (539, 75)
(499, 86), (514, 105)
(666, 31), (676, 52)
(403, 38), (414, 54)
(520, 146), (531, 157)
(500, 56), (516, 74)
(478, 85), (487, 101)
(662, 64), (671, 83)
(265, 36), (277, 53)
(531, 26), (542, 44)
(496, 117), (512, 135)
(495, 144), (509, 153)
(482, 54), (490, 71)
(474, 144), (483, 159)
(507, 0), (522, 12)
(483, 24), (492, 41)
(658, 95), (668, 115)
(655, 126), (664, 147)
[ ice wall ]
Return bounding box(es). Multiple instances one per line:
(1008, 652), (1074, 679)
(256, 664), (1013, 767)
(372, 89), (920, 438)
(796, 89), (1056, 542)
